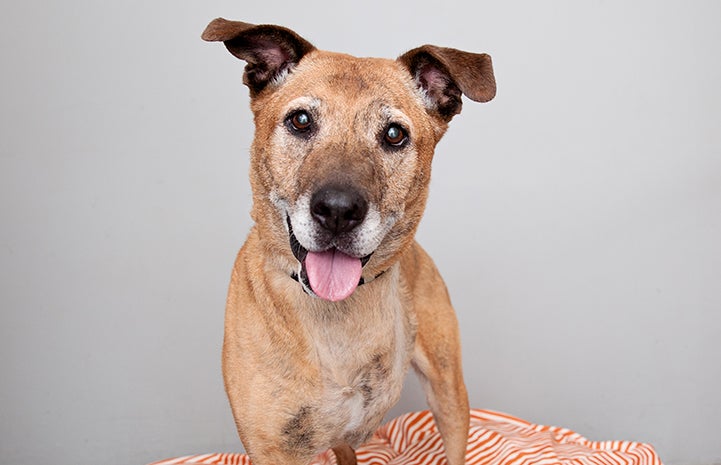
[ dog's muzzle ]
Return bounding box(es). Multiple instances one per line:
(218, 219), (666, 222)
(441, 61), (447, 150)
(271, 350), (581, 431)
(287, 217), (373, 302)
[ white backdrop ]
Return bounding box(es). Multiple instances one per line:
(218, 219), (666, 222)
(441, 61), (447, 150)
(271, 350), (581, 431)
(1, 1), (719, 465)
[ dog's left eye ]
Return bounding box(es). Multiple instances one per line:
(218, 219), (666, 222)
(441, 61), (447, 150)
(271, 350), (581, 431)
(383, 124), (408, 147)
(287, 110), (313, 132)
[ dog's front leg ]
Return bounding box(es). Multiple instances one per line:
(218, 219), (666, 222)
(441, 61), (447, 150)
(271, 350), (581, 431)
(413, 329), (470, 465)
(404, 246), (470, 465)
(412, 324), (470, 465)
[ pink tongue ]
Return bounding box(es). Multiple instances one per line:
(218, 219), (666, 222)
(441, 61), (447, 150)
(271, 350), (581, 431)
(304, 249), (363, 302)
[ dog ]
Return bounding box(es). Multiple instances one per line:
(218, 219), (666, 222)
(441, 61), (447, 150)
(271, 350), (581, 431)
(201, 18), (496, 465)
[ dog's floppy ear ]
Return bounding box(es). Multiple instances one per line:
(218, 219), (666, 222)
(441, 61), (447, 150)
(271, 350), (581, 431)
(398, 45), (496, 121)
(202, 18), (315, 96)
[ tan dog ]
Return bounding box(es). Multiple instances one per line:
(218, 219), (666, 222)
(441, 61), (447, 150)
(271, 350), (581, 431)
(201, 18), (495, 465)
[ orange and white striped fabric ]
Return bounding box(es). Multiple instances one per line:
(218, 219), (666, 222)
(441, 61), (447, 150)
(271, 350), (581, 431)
(149, 409), (662, 465)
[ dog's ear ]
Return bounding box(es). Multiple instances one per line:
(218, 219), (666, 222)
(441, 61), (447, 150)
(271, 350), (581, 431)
(202, 18), (315, 96)
(398, 45), (496, 121)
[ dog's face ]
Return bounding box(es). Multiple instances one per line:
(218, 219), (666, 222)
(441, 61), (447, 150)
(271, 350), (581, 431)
(249, 53), (446, 301)
(203, 20), (495, 301)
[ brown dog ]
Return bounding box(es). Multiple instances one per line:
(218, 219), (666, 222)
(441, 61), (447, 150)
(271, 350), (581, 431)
(201, 18), (495, 465)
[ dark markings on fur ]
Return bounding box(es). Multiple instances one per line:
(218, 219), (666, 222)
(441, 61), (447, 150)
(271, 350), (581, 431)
(371, 354), (389, 377)
(327, 73), (368, 93)
(282, 406), (317, 453)
(359, 381), (373, 408)
(359, 353), (390, 407)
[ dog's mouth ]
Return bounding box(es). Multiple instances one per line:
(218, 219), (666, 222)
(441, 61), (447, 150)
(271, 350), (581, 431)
(288, 218), (372, 302)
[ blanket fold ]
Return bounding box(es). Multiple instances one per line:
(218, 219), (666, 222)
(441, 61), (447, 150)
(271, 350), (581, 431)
(149, 409), (662, 465)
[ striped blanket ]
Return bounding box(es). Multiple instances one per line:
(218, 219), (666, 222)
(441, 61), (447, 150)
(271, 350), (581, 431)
(149, 409), (662, 465)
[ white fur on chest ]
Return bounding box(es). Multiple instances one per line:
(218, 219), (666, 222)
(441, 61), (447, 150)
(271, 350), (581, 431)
(305, 278), (414, 445)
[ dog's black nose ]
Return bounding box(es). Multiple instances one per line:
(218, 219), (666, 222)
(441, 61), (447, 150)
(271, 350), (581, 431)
(310, 185), (368, 234)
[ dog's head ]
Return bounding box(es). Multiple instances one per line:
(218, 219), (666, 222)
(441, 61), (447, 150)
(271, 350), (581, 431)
(203, 19), (495, 301)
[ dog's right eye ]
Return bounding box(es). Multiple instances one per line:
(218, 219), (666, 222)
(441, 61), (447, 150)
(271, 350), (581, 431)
(287, 110), (313, 132)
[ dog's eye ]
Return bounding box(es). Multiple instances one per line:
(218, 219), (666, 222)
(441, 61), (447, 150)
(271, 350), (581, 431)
(288, 110), (313, 132)
(384, 124), (407, 147)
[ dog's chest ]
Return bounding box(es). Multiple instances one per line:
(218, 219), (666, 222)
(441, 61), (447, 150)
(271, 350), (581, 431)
(307, 300), (414, 447)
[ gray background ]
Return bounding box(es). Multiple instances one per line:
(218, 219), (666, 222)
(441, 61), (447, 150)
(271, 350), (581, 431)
(1, 1), (719, 465)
